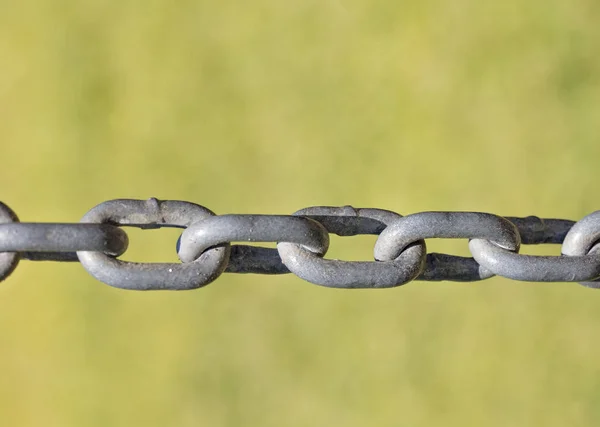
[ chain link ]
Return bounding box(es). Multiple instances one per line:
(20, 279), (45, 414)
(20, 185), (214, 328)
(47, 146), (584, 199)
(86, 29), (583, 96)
(277, 206), (426, 288)
(1, 198), (600, 291)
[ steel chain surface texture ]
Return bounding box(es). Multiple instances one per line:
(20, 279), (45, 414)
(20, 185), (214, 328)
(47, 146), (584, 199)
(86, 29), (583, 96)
(375, 212), (521, 282)
(0, 202), (19, 281)
(1, 198), (600, 290)
(77, 198), (231, 291)
(277, 206), (427, 288)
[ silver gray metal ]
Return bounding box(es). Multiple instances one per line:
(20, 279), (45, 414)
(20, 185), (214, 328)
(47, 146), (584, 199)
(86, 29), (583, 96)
(77, 198), (230, 290)
(505, 217), (575, 244)
(469, 239), (600, 282)
(468, 213), (600, 283)
(376, 212), (521, 258)
(412, 216), (575, 282)
(225, 245), (290, 274)
(561, 211), (600, 256)
(375, 212), (521, 281)
(277, 206), (426, 288)
(0, 223), (128, 262)
(416, 254), (490, 282)
(177, 215), (329, 265)
(561, 210), (600, 288)
(0, 202), (19, 281)
(469, 213), (600, 283)
(3, 198), (600, 290)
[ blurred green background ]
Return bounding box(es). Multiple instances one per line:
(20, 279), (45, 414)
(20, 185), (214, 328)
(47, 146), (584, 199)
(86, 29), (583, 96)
(1, 0), (600, 425)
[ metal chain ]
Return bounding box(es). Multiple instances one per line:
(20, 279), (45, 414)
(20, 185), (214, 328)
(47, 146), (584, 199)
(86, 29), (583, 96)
(1, 198), (599, 291)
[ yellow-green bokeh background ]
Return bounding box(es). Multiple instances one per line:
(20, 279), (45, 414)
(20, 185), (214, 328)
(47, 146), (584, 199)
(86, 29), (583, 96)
(1, 0), (600, 425)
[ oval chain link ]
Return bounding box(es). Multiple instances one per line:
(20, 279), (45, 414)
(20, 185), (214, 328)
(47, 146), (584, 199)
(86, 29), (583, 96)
(77, 198), (230, 290)
(469, 212), (600, 283)
(375, 212), (521, 282)
(277, 206), (426, 289)
(177, 215), (329, 266)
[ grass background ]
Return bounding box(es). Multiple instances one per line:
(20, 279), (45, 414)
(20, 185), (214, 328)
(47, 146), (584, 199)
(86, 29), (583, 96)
(1, 0), (600, 425)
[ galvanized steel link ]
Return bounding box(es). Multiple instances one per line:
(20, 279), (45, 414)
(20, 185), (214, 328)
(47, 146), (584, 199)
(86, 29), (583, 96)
(469, 212), (600, 284)
(417, 217), (574, 282)
(276, 206), (427, 288)
(375, 212), (521, 282)
(504, 217), (575, 245)
(225, 245), (291, 275)
(177, 215), (330, 268)
(469, 239), (600, 283)
(0, 223), (129, 262)
(77, 198), (230, 291)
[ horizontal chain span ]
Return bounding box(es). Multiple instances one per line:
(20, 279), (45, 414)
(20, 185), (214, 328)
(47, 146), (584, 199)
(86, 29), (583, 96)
(1, 198), (599, 290)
